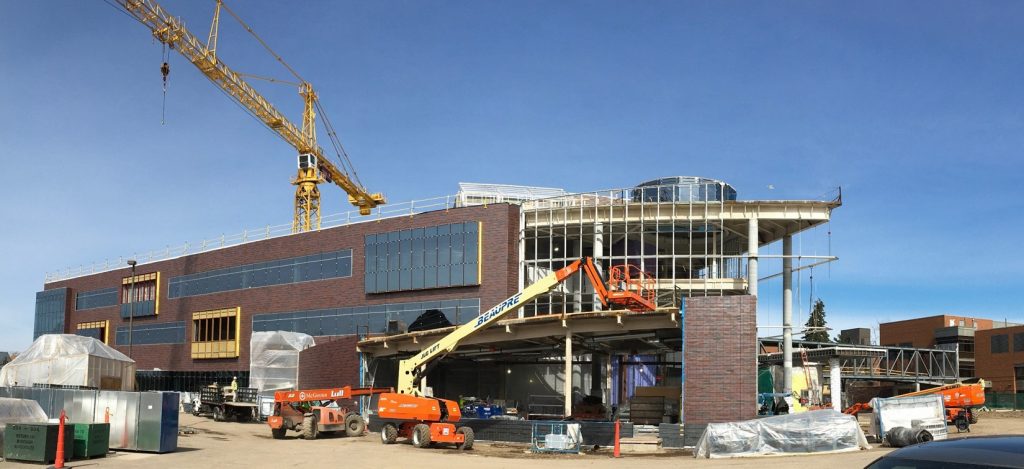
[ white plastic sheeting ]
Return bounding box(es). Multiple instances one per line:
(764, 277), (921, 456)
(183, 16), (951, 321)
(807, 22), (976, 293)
(249, 331), (315, 393)
(0, 397), (48, 456)
(869, 394), (945, 440)
(0, 335), (135, 390)
(695, 410), (870, 458)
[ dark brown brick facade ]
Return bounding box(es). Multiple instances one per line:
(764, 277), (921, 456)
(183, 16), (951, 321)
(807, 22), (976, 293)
(297, 336), (361, 390)
(683, 295), (757, 425)
(44, 204), (520, 373)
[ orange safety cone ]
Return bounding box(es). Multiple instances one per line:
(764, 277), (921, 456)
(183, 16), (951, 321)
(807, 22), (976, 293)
(54, 409), (66, 468)
(613, 419), (621, 458)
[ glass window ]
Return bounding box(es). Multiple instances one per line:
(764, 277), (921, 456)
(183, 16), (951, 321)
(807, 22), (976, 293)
(75, 287), (118, 311)
(1014, 333), (1024, 353)
(364, 222), (480, 293)
(168, 249), (352, 298)
(116, 321), (186, 345)
(992, 334), (1009, 354)
(34, 289), (68, 339)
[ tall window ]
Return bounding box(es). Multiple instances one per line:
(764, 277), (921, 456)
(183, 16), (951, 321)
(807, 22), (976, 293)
(192, 307), (240, 359)
(365, 222), (481, 293)
(121, 272), (159, 318)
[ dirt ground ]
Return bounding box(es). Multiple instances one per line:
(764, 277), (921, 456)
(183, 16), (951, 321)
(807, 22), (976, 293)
(4, 411), (1024, 468)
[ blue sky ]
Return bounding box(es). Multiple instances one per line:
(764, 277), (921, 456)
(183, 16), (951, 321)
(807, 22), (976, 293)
(1, 1), (1021, 351)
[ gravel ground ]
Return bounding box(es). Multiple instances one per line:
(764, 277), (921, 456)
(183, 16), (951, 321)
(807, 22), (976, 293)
(2, 411), (1022, 468)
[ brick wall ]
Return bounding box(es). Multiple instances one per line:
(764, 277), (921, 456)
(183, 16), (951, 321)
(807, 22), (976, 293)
(297, 336), (361, 390)
(43, 204), (520, 373)
(880, 315), (996, 348)
(683, 295), (756, 425)
(976, 325), (1024, 391)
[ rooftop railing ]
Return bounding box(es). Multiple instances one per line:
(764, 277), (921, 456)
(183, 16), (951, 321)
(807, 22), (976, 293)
(45, 195), (457, 283)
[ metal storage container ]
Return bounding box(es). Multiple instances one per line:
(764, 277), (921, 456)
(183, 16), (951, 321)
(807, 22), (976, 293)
(72, 422), (109, 459)
(3, 422), (74, 463)
(136, 392), (178, 453)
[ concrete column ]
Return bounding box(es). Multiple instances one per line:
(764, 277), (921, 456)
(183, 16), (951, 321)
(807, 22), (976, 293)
(593, 222), (604, 311)
(783, 235), (793, 395)
(829, 358), (842, 411)
(564, 329), (573, 417)
(747, 218), (758, 296)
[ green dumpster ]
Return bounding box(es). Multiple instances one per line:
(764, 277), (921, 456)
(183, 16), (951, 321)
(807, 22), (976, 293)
(72, 423), (110, 459)
(3, 423), (75, 464)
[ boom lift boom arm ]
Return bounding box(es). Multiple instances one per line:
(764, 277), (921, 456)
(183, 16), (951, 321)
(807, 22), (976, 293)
(397, 257), (626, 396)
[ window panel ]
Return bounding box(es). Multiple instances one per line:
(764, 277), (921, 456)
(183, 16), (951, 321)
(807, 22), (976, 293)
(364, 222), (481, 293)
(168, 249), (352, 298)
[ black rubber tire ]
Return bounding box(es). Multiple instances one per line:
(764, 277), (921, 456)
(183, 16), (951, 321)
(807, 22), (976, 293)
(955, 418), (970, 433)
(381, 424), (398, 444)
(914, 428), (933, 443)
(969, 412), (979, 425)
(213, 406), (224, 422)
(302, 414), (318, 440)
(271, 427), (287, 439)
(456, 426), (474, 450)
(344, 414), (366, 437)
(411, 424), (431, 448)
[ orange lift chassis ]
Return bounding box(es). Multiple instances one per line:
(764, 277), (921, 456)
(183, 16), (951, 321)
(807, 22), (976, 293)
(376, 257), (656, 449)
(268, 386), (391, 440)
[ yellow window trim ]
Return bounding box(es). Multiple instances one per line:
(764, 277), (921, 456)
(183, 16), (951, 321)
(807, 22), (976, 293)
(191, 307), (241, 359)
(76, 320), (110, 344)
(121, 272), (160, 316)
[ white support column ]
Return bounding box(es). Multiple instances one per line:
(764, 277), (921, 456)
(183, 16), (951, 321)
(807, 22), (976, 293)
(830, 358), (842, 411)
(605, 353), (613, 407)
(564, 329), (573, 417)
(748, 218), (758, 297)
(593, 222), (604, 311)
(783, 235), (794, 395)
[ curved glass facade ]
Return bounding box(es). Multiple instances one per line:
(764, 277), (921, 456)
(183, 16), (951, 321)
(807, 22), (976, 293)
(631, 176), (737, 203)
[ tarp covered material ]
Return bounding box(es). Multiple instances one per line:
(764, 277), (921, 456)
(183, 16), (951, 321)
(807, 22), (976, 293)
(869, 394), (945, 440)
(249, 331), (315, 393)
(0, 335), (135, 390)
(0, 397), (48, 457)
(695, 410), (870, 458)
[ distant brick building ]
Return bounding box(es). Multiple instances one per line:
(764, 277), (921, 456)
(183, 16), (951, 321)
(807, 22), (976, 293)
(880, 315), (998, 378)
(975, 325), (1024, 392)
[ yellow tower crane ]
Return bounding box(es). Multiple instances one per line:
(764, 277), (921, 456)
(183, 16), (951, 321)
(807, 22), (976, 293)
(112, 0), (386, 232)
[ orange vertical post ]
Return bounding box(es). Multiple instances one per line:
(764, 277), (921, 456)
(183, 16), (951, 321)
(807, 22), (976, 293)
(105, 406), (110, 423)
(613, 419), (621, 458)
(55, 409), (66, 468)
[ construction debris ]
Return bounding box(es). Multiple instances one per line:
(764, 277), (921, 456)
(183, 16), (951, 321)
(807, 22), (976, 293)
(695, 410), (870, 458)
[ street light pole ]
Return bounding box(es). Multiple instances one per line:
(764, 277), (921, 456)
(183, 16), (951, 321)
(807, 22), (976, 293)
(127, 259), (137, 360)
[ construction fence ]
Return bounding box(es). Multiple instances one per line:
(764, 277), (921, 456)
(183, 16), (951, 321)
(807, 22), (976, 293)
(984, 392), (1024, 410)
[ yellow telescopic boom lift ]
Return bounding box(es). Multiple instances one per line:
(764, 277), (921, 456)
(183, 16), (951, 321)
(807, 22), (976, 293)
(112, 0), (386, 232)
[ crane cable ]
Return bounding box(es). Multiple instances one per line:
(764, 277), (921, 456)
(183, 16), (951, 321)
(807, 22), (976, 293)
(161, 43), (170, 125)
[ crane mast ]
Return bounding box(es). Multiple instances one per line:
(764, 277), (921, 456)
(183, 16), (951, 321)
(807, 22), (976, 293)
(114, 0), (386, 231)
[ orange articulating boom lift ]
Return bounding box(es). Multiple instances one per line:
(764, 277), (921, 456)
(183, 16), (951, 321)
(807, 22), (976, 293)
(268, 386), (391, 440)
(844, 380), (986, 431)
(375, 257), (656, 449)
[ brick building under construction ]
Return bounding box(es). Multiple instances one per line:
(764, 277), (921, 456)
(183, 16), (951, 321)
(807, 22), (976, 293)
(34, 177), (839, 427)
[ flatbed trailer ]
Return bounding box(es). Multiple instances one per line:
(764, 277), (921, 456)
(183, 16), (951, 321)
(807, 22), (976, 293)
(194, 386), (259, 422)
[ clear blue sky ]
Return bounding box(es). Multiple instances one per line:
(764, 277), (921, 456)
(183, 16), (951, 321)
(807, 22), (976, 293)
(1, 1), (1021, 351)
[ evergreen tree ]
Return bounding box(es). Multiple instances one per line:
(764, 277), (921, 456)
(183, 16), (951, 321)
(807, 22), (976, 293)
(803, 298), (831, 342)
